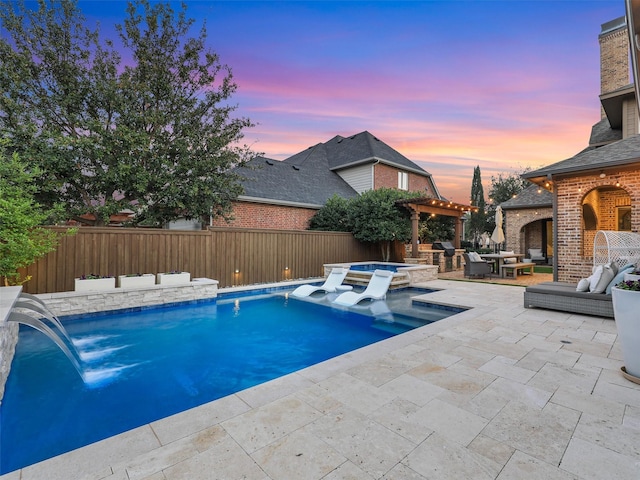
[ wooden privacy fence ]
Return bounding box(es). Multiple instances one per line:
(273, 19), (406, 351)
(19, 227), (383, 294)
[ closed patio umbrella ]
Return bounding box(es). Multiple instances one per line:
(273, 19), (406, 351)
(491, 205), (505, 250)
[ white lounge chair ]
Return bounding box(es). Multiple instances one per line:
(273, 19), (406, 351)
(290, 268), (349, 298)
(332, 269), (394, 306)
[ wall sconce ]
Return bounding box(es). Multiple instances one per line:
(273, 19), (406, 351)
(234, 269), (240, 274)
(616, 179), (621, 187)
(537, 188), (542, 194)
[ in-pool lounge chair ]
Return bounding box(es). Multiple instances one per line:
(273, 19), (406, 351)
(332, 269), (394, 306)
(290, 267), (348, 298)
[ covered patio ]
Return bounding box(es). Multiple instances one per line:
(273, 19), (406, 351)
(397, 197), (477, 271)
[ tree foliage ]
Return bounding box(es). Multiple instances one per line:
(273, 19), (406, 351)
(486, 170), (529, 230)
(0, 0), (254, 227)
(467, 165), (487, 242)
(419, 215), (454, 243)
(0, 145), (74, 284)
(308, 195), (351, 232)
(309, 188), (423, 261)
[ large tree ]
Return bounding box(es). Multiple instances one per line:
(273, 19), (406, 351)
(0, 0), (254, 227)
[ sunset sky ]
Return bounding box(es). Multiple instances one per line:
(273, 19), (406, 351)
(83, 1), (623, 204)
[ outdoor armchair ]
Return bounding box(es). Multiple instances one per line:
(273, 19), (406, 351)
(463, 253), (492, 279)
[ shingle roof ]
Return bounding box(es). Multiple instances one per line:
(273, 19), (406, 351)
(589, 117), (622, 146)
(236, 131), (439, 208)
(284, 131), (432, 176)
(523, 133), (640, 178)
(500, 184), (552, 210)
(236, 156), (358, 207)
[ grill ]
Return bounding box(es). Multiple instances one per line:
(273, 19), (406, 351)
(432, 241), (456, 257)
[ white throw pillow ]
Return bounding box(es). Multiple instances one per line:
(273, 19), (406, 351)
(589, 265), (603, 292)
(468, 251), (482, 262)
(591, 264), (615, 294)
(576, 278), (591, 292)
(500, 250), (516, 263)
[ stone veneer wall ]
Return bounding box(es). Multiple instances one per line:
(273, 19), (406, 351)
(402, 245), (465, 272)
(0, 286), (21, 402)
(0, 322), (18, 403)
(322, 263), (438, 284)
(37, 279), (219, 317)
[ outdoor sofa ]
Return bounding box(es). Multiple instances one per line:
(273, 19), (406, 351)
(523, 281), (613, 318)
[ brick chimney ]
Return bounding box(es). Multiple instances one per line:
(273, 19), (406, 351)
(599, 16), (630, 118)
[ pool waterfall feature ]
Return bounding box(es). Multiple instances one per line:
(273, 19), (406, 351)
(0, 280), (220, 402)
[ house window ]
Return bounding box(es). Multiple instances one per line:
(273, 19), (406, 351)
(398, 171), (408, 191)
(618, 207), (632, 231)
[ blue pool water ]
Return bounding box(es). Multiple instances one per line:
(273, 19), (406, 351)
(1, 289), (459, 473)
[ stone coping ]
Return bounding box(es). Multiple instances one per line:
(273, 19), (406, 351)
(0, 286), (22, 324)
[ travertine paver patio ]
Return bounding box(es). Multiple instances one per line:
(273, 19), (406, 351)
(4, 279), (640, 480)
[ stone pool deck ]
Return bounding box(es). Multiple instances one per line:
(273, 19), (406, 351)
(3, 279), (640, 480)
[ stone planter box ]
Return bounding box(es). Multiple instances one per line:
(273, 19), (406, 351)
(74, 277), (116, 292)
(118, 274), (155, 288)
(156, 272), (191, 285)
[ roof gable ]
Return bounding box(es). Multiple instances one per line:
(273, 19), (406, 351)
(284, 131), (432, 176)
(500, 184), (552, 210)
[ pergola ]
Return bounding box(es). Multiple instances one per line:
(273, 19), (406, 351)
(397, 197), (478, 257)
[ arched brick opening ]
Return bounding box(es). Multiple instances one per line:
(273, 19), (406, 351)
(504, 207), (553, 258)
(581, 185), (632, 257)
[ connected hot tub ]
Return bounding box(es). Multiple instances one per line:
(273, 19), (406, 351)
(323, 262), (437, 288)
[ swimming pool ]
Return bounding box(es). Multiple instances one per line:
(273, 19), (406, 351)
(1, 288), (461, 473)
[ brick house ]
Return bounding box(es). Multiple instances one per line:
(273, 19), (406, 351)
(213, 131), (442, 230)
(514, 17), (640, 283)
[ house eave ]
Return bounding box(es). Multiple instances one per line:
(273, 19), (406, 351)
(523, 156), (640, 182)
(237, 195), (322, 210)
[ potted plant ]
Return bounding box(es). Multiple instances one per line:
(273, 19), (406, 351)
(612, 278), (640, 383)
(118, 273), (155, 288)
(623, 268), (640, 282)
(156, 270), (191, 285)
(74, 274), (116, 292)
